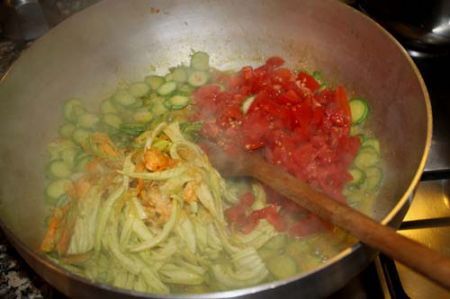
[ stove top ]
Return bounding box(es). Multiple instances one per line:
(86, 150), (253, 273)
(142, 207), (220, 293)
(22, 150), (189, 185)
(0, 1), (449, 298)
(358, 2), (450, 297)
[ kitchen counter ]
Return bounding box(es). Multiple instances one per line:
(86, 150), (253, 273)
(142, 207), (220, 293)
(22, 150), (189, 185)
(0, 40), (26, 78)
(0, 230), (58, 298)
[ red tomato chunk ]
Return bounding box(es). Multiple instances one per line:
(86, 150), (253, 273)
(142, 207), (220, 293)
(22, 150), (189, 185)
(193, 57), (360, 235)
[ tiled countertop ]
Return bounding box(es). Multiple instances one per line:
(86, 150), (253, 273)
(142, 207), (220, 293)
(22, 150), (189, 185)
(0, 231), (59, 298)
(0, 40), (27, 78)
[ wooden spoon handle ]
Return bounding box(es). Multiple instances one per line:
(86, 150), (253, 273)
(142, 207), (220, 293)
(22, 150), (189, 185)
(245, 154), (450, 290)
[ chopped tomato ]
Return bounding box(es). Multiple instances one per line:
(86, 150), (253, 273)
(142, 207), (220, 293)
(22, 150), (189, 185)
(225, 205), (246, 223)
(266, 56), (285, 69)
(242, 66), (254, 81)
(241, 112), (269, 150)
(279, 89), (300, 104)
(218, 106), (242, 128)
(240, 219), (258, 234)
(225, 192), (254, 225)
(335, 86), (351, 120)
(192, 57), (360, 234)
(225, 194), (286, 234)
(251, 206), (286, 231)
(297, 72), (320, 92)
(272, 68), (293, 84)
(338, 136), (361, 166)
(289, 215), (331, 237)
(193, 84), (220, 103)
(240, 192), (255, 207)
(201, 122), (221, 139)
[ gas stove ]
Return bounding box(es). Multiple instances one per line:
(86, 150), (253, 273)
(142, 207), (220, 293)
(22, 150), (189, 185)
(0, 1), (449, 298)
(377, 57), (450, 298)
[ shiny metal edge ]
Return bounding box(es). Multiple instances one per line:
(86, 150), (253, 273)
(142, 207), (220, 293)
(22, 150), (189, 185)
(360, 21), (432, 228)
(2, 217), (374, 299)
(0, 0), (432, 297)
(339, 0), (432, 229)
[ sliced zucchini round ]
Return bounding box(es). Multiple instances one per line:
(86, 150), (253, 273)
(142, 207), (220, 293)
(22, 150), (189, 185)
(113, 89), (136, 107)
(46, 179), (71, 200)
(72, 128), (91, 146)
(165, 95), (190, 110)
(349, 98), (369, 125)
(48, 160), (72, 178)
(145, 75), (165, 90)
(47, 140), (77, 161)
(348, 167), (366, 186)
(257, 247), (275, 261)
(267, 255), (297, 279)
(188, 71), (209, 87)
(60, 147), (78, 167)
(127, 98), (144, 109)
(143, 96), (154, 107)
(102, 113), (123, 129)
(354, 146), (379, 169)
(364, 166), (383, 191)
(362, 138), (380, 154)
(190, 51), (210, 71)
(63, 98), (86, 123)
(77, 113), (99, 129)
(129, 82), (150, 98)
(263, 235), (287, 251)
(164, 73), (174, 82)
(157, 81), (177, 96)
(342, 184), (357, 198)
(171, 67), (188, 83)
(100, 100), (118, 114)
(350, 125), (363, 137)
(59, 123), (76, 138)
(151, 100), (169, 116)
(177, 84), (195, 96)
(133, 109), (153, 123)
(286, 240), (312, 268)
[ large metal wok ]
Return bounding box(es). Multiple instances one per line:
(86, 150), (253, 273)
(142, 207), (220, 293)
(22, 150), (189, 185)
(0, 0), (431, 298)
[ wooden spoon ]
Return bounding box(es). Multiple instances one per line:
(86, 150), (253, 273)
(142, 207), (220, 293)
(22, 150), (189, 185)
(206, 144), (450, 290)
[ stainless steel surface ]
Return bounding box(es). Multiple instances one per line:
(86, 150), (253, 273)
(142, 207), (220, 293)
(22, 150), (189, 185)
(0, 0), (431, 297)
(4, 0), (49, 40)
(360, 0), (450, 56)
(374, 257), (392, 299)
(421, 59), (450, 173)
(426, 138), (450, 172)
(397, 180), (450, 298)
(405, 180), (450, 221)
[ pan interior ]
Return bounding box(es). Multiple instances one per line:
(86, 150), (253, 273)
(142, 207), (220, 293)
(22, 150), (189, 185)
(0, 0), (429, 295)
